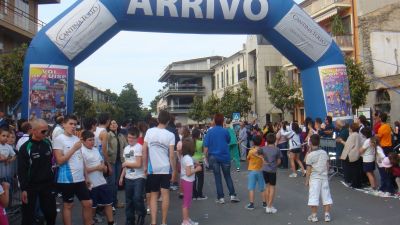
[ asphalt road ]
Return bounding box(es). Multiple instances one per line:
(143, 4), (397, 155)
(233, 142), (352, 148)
(61, 163), (399, 225)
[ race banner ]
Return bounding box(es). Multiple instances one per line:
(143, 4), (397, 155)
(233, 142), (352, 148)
(318, 65), (352, 120)
(28, 64), (68, 123)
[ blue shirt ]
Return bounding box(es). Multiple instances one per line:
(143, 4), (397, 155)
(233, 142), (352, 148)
(204, 126), (231, 163)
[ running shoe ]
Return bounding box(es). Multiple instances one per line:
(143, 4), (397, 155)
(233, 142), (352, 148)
(189, 218), (199, 225)
(245, 203), (255, 210)
(266, 206), (277, 214)
(324, 213), (331, 222)
(215, 198), (225, 204)
(289, 173), (298, 178)
(307, 214), (318, 222)
(196, 195), (208, 200)
(262, 202), (267, 208)
(230, 195), (240, 203)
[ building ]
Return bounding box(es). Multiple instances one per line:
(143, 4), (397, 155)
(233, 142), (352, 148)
(0, 0), (60, 111)
(357, 0), (400, 121)
(246, 35), (286, 125)
(157, 56), (223, 125)
(74, 80), (111, 103)
(212, 47), (247, 99)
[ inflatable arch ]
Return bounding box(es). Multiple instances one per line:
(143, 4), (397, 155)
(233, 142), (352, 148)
(22, 0), (353, 121)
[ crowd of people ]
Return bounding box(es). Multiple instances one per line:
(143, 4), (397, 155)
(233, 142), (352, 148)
(0, 109), (399, 225)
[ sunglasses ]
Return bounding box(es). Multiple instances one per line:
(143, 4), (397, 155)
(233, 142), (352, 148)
(40, 130), (48, 134)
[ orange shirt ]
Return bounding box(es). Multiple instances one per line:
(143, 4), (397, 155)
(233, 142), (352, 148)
(376, 123), (392, 147)
(247, 147), (263, 171)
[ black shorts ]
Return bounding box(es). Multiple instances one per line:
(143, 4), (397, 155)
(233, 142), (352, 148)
(146, 174), (172, 193)
(263, 171), (277, 186)
(90, 184), (113, 208)
(363, 162), (376, 172)
(290, 148), (302, 154)
(57, 182), (91, 203)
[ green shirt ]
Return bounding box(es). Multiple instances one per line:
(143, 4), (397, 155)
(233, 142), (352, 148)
(193, 139), (204, 162)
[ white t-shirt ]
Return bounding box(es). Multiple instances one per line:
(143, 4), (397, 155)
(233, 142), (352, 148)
(144, 127), (175, 174)
(180, 155), (195, 182)
(123, 143), (145, 180)
(306, 149), (329, 180)
(361, 139), (376, 163)
(52, 125), (64, 142)
(81, 145), (106, 188)
(94, 127), (107, 151)
(0, 144), (15, 158)
(376, 146), (386, 168)
(53, 134), (85, 183)
(16, 134), (30, 151)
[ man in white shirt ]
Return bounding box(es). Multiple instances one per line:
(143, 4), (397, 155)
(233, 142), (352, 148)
(143, 110), (176, 225)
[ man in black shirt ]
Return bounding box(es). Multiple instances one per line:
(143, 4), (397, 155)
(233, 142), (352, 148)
(18, 119), (56, 225)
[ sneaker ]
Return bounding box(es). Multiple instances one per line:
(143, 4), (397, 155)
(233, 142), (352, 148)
(189, 218), (199, 225)
(374, 190), (384, 196)
(324, 213), (331, 222)
(170, 185), (179, 191)
(236, 168), (240, 172)
(379, 192), (392, 198)
(196, 195), (208, 200)
(307, 214), (318, 222)
(93, 213), (103, 223)
(289, 173), (298, 178)
(245, 203), (255, 210)
(146, 208), (150, 215)
(262, 202), (267, 208)
(230, 195), (240, 203)
(215, 198), (225, 204)
(266, 206), (277, 214)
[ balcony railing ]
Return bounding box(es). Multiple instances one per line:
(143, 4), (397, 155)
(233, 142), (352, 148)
(303, 0), (352, 17)
(0, 1), (46, 37)
(332, 35), (353, 49)
(167, 104), (192, 113)
(161, 84), (205, 96)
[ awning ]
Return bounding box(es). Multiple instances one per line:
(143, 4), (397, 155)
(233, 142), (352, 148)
(314, 8), (338, 23)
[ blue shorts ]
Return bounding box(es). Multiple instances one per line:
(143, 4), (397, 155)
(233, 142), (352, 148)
(247, 171), (265, 192)
(90, 184), (113, 208)
(363, 162), (376, 172)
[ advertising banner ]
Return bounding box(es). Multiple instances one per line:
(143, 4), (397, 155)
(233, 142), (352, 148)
(318, 65), (352, 120)
(29, 64), (68, 123)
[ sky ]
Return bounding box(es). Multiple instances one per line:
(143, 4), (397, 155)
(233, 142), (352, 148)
(39, 0), (303, 107)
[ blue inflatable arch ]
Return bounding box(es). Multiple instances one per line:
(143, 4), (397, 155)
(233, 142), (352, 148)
(22, 0), (353, 121)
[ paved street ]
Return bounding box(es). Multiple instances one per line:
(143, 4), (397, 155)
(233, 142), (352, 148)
(62, 163), (399, 225)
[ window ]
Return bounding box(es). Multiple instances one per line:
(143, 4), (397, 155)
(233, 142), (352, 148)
(237, 64), (241, 81)
(0, 0), (8, 15)
(216, 74), (219, 89)
(266, 69), (270, 86)
(375, 89), (391, 114)
(226, 69), (229, 86)
(232, 67), (235, 84)
(14, 0), (29, 30)
(212, 75), (215, 90)
(221, 71), (224, 87)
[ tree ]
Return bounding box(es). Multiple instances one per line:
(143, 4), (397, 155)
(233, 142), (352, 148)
(188, 96), (207, 124)
(104, 89), (118, 104)
(150, 90), (162, 113)
(203, 94), (221, 118)
(331, 14), (345, 36)
(220, 88), (237, 119)
(267, 70), (303, 119)
(235, 82), (252, 118)
(116, 83), (143, 122)
(346, 57), (369, 113)
(0, 43), (27, 108)
(73, 89), (94, 120)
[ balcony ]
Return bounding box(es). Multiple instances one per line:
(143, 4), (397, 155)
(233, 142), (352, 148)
(0, 1), (46, 39)
(167, 104), (192, 114)
(302, 0), (352, 19)
(238, 71), (247, 81)
(38, 0), (60, 4)
(161, 84), (205, 97)
(332, 35), (354, 51)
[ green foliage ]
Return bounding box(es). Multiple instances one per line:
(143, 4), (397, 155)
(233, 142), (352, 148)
(267, 70), (303, 118)
(220, 88), (236, 119)
(188, 96), (207, 124)
(203, 94), (221, 118)
(150, 90), (162, 113)
(331, 14), (345, 36)
(235, 82), (252, 118)
(73, 89), (94, 119)
(345, 57), (369, 113)
(104, 89), (118, 103)
(116, 83), (143, 123)
(0, 43), (27, 106)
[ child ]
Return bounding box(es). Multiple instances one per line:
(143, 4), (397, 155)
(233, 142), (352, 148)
(389, 153), (400, 196)
(375, 139), (395, 197)
(0, 128), (16, 164)
(80, 130), (115, 225)
(0, 182), (10, 225)
(119, 128), (146, 225)
(305, 134), (333, 222)
(358, 128), (377, 191)
(261, 133), (282, 213)
(181, 139), (202, 225)
(192, 128), (207, 200)
(245, 135), (265, 210)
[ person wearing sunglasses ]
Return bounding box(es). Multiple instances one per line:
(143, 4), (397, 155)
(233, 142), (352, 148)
(18, 119), (57, 225)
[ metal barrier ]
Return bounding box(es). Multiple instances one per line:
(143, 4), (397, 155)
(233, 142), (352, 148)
(0, 159), (22, 224)
(319, 138), (342, 179)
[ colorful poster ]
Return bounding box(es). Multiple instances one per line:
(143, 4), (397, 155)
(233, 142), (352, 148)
(318, 65), (352, 120)
(29, 64), (68, 123)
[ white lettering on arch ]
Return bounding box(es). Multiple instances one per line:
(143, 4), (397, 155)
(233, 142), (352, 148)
(243, 0), (268, 21)
(182, 0), (204, 19)
(157, 0), (178, 17)
(127, 0), (153, 16)
(220, 0), (240, 20)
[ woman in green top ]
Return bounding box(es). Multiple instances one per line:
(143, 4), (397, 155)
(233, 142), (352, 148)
(192, 128), (207, 200)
